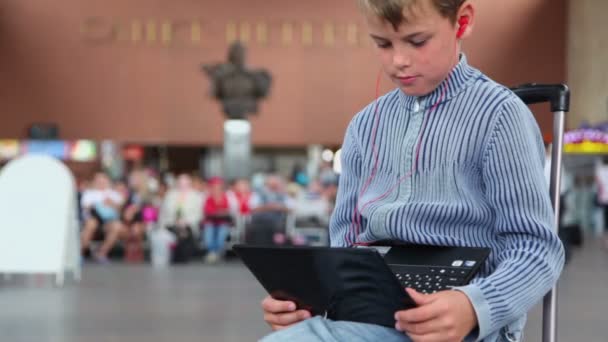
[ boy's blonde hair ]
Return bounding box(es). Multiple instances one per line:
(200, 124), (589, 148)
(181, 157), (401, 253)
(358, 0), (465, 29)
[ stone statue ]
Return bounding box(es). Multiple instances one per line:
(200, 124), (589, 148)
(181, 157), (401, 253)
(202, 41), (272, 120)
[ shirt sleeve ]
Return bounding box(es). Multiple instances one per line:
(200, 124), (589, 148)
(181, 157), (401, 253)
(455, 97), (565, 340)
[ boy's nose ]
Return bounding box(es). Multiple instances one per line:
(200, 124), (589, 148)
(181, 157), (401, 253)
(392, 52), (411, 69)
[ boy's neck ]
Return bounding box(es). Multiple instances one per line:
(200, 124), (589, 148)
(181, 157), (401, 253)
(398, 53), (479, 110)
(450, 49), (462, 72)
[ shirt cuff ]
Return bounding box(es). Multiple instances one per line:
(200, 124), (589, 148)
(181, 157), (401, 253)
(454, 283), (491, 342)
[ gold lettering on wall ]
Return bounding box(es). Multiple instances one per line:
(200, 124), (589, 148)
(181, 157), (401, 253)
(302, 22), (313, 46)
(191, 22), (202, 43)
(81, 17), (113, 42)
(323, 23), (335, 46)
(281, 23), (293, 46)
(256, 23), (268, 45)
(146, 20), (157, 43)
(113, 20), (129, 42)
(160, 21), (171, 45)
(82, 18), (368, 48)
(131, 20), (143, 42)
(347, 24), (358, 46)
(169, 20), (201, 46)
(240, 22), (251, 43)
(226, 21), (237, 43)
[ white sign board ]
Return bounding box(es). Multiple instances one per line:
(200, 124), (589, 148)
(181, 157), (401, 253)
(0, 155), (80, 285)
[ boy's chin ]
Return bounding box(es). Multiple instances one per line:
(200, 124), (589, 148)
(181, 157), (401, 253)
(398, 86), (432, 97)
(395, 81), (437, 97)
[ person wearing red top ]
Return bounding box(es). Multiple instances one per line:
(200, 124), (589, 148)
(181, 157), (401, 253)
(202, 177), (235, 263)
(232, 178), (253, 216)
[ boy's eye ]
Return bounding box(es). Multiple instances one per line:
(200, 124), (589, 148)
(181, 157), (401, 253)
(411, 39), (427, 48)
(375, 41), (392, 49)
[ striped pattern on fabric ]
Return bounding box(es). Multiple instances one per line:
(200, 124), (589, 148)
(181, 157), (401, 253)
(329, 55), (564, 340)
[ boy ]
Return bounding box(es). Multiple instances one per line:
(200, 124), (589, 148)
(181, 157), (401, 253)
(260, 1), (564, 341)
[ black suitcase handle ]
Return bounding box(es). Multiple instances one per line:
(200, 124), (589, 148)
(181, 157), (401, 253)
(510, 84), (570, 112)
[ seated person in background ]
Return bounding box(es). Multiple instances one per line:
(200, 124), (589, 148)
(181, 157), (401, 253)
(249, 175), (295, 245)
(192, 174), (208, 197)
(158, 173), (202, 263)
(202, 177), (237, 263)
(121, 169), (151, 262)
(76, 178), (90, 226)
(80, 172), (125, 263)
(318, 161), (338, 188)
(594, 157), (608, 249)
(231, 178), (253, 217)
(286, 182), (302, 200)
(293, 179), (330, 227)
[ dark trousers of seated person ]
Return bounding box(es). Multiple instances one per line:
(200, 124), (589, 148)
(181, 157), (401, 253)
(168, 225), (196, 263)
(246, 212), (286, 246)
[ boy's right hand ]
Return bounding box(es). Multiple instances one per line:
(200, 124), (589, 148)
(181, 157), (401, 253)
(261, 295), (311, 331)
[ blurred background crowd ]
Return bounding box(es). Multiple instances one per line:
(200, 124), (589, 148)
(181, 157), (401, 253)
(76, 161), (339, 265)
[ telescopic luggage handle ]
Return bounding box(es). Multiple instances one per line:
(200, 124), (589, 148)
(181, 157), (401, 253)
(510, 83), (570, 342)
(510, 83), (570, 112)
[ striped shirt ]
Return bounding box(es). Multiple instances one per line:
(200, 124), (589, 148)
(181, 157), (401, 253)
(329, 55), (565, 341)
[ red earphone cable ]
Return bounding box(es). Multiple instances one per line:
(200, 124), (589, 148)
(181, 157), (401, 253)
(346, 29), (461, 246)
(348, 76), (449, 246)
(345, 69), (383, 246)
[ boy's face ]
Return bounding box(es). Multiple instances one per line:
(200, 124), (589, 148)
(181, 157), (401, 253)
(364, 1), (467, 97)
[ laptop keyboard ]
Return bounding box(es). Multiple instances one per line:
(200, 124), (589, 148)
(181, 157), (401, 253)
(392, 265), (469, 294)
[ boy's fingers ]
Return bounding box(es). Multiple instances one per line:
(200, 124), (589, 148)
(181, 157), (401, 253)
(395, 301), (442, 324)
(261, 296), (296, 313)
(406, 288), (436, 305)
(406, 332), (443, 342)
(264, 310), (311, 326)
(270, 324), (289, 331)
(398, 318), (441, 336)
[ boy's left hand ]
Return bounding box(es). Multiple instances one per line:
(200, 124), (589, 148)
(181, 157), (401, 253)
(395, 288), (477, 342)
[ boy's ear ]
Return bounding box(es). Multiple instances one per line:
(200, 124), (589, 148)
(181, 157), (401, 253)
(456, 2), (475, 40)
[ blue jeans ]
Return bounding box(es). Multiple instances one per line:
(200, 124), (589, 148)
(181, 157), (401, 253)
(259, 317), (412, 342)
(259, 316), (515, 342)
(203, 224), (229, 253)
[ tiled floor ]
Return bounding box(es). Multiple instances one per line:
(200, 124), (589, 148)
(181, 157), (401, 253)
(1, 239), (606, 342)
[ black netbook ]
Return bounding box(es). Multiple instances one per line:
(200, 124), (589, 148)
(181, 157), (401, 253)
(233, 243), (490, 328)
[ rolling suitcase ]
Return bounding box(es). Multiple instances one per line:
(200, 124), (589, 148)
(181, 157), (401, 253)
(510, 84), (570, 342)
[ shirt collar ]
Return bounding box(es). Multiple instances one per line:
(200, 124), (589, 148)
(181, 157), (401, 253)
(398, 54), (481, 111)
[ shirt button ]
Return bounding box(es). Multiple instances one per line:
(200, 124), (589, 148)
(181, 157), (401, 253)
(413, 101), (420, 112)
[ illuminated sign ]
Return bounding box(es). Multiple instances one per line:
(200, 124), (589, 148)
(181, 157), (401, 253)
(564, 129), (608, 154)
